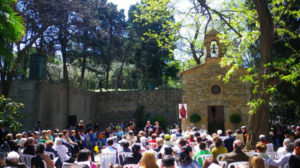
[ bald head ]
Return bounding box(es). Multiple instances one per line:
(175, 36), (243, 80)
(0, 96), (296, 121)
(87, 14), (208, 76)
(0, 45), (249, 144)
(233, 140), (243, 151)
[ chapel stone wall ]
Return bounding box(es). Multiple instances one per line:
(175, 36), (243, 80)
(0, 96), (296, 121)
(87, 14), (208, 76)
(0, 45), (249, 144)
(181, 57), (250, 131)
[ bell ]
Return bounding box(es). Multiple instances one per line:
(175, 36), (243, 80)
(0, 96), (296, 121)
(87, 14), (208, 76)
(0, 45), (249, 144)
(211, 43), (217, 54)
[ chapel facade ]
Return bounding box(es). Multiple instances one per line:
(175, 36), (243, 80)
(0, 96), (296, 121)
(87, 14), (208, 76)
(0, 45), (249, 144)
(180, 29), (250, 133)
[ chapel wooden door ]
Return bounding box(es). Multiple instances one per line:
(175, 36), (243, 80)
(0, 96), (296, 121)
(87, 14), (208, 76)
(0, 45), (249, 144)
(207, 106), (224, 134)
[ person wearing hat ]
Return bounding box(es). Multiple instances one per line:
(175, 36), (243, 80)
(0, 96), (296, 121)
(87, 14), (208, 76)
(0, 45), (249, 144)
(6, 151), (26, 168)
(164, 134), (173, 147)
(259, 134), (269, 144)
(241, 126), (247, 144)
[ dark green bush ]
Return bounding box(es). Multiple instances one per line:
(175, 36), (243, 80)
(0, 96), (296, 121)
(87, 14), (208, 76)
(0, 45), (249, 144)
(151, 114), (167, 131)
(229, 113), (242, 124)
(133, 106), (150, 130)
(190, 113), (201, 123)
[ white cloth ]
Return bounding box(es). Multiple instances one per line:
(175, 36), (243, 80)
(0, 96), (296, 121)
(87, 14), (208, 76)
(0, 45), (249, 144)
(276, 146), (287, 159)
(101, 146), (117, 168)
(102, 146), (117, 155)
(199, 129), (207, 135)
(54, 145), (70, 162)
(265, 153), (292, 167)
(266, 143), (274, 152)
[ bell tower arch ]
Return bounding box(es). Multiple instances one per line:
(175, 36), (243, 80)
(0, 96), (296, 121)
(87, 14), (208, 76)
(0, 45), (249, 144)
(205, 29), (223, 58)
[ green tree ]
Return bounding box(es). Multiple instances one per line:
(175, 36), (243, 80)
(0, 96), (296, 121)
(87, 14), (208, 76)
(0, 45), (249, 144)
(135, 0), (299, 149)
(127, 4), (179, 88)
(93, 2), (127, 89)
(0, 0), (25, 97)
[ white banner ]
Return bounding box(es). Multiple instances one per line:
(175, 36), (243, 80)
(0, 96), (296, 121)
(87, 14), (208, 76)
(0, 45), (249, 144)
(178, 104), (188, 119)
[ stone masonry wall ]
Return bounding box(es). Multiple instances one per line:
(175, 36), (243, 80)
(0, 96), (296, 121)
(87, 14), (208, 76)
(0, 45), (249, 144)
(9, 80), (182, 130)
(9, 81), (95, 130)
(94, 90), (182, 128)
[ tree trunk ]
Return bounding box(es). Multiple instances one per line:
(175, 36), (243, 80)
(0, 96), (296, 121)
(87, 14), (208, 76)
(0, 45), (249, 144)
(116, 49), (126, 89)
(79, 55), (87, 88)
(190, 42), (201, 64)
(21, 51), (29, 79)
(105, 67), (110, 90)
(246, 0), (274, 149)
(1, 26), (48, 97)
(60, 34), (69, 85)
(190, 21), (201, 65)
(1, 75), (11, 97)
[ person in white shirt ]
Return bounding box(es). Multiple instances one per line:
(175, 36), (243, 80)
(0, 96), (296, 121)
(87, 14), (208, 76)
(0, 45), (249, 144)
(101, 138), (117, 168)
(265, 142), (294, 167)
(54, 138), (70, 162)
(199, 125), (207, 135)
(276, 138), (291, 159)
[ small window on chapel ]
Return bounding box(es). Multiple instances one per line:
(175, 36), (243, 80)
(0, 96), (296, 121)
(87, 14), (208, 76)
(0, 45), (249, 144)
(211, 85), (221, 94)
(210, 41), (218, 57)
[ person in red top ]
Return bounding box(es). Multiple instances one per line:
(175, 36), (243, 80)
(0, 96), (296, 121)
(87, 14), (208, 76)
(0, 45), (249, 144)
(187, 133), (196, 144)
(148, 133), (157, 148)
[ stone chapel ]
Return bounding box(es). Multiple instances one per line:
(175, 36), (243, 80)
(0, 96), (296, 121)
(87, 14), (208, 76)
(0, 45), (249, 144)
(180, 29), (250, 133)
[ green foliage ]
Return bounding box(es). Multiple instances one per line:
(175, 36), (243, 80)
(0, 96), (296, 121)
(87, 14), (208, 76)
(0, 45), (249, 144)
(0, 96), (24, 133)
(190, 113), (201, 123)
(126, 4), (180, 87)
(0, 0), (25, 57)
(135, 0), (179, 54)
(229, 113), (242, 124)
(218, 0), (300, 115)
(133, 106), (150, 130)
(270, 81), (300, 124)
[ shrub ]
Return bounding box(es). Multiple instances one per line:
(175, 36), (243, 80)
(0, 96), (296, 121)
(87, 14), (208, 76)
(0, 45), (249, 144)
(133, 105), (150, 130)
(151, 114), (167, 131)
(190, 113), (201, 123)
(229, 113), (242, 124)
(0, 96), (24, 133)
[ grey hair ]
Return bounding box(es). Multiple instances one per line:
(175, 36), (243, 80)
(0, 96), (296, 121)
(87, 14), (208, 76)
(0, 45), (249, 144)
(233, 139), (243, 151)
(283, 138), (291, 144)
(55, 139), (63, 145)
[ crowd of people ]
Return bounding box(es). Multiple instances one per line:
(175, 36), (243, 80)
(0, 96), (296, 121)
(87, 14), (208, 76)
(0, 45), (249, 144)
(0, 120), (300, 168)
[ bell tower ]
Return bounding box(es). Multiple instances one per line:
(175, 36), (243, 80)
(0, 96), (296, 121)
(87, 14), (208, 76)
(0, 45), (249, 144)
(205, 29), (223, 58)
